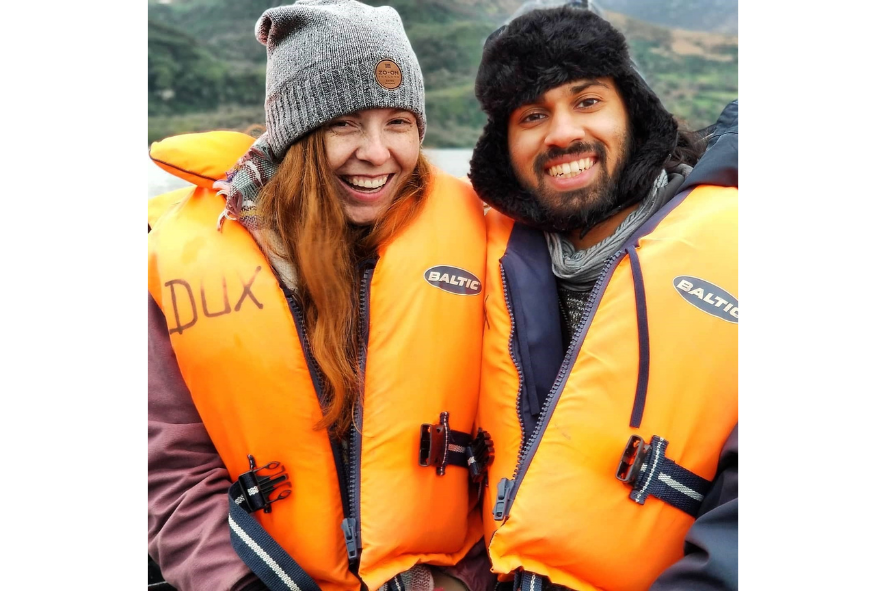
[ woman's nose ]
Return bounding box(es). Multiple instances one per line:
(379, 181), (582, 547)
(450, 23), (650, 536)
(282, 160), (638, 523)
(355, 131), (391, 165)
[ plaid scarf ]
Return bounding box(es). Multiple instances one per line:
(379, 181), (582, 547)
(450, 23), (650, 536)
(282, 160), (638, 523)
(212, 134), (298, 290)
(213, 133), (280, 232)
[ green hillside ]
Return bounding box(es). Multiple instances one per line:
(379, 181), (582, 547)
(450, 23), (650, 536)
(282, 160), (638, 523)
(148, 0), (737, 147)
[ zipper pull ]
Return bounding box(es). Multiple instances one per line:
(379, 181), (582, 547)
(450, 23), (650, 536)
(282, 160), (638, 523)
(341, 517), (360, 563)
(492, 478), (514, 521)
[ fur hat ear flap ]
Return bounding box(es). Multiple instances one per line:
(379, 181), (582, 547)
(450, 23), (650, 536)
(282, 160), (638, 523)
(469, 117), (551, 229)
(611, 73), (679, 211)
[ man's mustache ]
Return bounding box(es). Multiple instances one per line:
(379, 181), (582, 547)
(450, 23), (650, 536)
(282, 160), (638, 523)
(533, 141), (607, 178)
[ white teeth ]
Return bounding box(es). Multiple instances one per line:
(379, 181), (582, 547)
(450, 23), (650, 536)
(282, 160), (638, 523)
(344, 175), (388, 189)
(546, 157), (593, 178)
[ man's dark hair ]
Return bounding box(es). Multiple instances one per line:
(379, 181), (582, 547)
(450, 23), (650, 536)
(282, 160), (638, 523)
(666, 126), (707, 173)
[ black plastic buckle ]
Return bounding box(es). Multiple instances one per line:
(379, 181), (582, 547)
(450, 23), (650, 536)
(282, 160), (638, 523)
(419, 411), (451, 475)
(235, 454), (291, 514)
(615, 435), (651, 486)
(466, 427), (495, 484)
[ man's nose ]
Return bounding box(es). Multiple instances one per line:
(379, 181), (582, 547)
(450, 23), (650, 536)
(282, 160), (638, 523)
(544, 110), (584, 148)
(356, 131), (391, 165)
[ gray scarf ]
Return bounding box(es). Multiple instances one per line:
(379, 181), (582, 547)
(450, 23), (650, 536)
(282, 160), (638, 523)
(545, 168), (680, 292)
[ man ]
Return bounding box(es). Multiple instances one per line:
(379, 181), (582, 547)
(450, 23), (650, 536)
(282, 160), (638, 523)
(469, 5), (737, 591)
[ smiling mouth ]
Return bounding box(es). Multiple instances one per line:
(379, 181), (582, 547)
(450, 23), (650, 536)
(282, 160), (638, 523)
(545, 157), (595, 179)
(340, 174), (393, 193)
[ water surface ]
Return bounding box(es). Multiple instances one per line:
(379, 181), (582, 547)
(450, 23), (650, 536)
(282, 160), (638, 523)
(147, 149), (473, 198)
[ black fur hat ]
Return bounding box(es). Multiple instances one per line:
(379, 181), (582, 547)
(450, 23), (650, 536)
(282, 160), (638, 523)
(468, 5), (678, 232)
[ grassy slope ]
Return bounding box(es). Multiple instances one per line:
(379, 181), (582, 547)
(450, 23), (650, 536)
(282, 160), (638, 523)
(148, 0), (736, 147)
(606, 12), (738, 129)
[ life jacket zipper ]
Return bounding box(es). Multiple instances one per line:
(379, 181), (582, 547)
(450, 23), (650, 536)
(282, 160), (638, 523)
(493, 260), (524, 521)
(285, 291), (360, 576)
(344, 256), (378, 571)
(495, 249), (627, 521)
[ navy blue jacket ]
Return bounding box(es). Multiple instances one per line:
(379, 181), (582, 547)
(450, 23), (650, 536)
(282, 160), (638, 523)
(650, 99), (739, 591)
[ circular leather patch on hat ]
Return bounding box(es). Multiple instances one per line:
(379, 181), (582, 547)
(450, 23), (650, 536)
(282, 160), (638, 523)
(375, 60), (402, 90)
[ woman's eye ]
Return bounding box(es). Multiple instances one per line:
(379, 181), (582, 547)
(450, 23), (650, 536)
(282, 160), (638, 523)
(389, 118), (413, 126)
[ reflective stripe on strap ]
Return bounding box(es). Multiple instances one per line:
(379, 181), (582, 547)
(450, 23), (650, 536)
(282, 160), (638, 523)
(513, 570), (544, 591)
(379, 572), (408, 591)
(441, 429), (474, 468)
(420, 411), (494, 477)
(228, 483), (323, 591)
(629, 435), (712, 516)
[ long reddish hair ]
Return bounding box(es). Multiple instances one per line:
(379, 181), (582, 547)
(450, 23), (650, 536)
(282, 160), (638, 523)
(257, 129), (432, 439)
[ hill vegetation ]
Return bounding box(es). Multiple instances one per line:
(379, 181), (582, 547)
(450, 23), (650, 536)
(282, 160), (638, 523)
(148, 0), (737, 147)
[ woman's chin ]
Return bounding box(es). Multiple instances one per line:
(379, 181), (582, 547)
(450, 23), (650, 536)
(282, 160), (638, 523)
(343, 202), (387, 225)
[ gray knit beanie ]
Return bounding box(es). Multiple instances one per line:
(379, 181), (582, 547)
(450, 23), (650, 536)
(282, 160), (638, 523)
(256, 0), (426, 156)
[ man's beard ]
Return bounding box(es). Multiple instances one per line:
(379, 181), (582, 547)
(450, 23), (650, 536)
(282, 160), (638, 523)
(520, 136), (631, 232)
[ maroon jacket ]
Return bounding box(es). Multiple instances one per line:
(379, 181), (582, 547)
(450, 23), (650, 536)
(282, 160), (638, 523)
(148, 294), (496, 591)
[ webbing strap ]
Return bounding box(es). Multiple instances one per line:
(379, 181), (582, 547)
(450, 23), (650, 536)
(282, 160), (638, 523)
(442, 430), (474, 468)
(629, 435), (712, 516)
(228, 484), (323, 591)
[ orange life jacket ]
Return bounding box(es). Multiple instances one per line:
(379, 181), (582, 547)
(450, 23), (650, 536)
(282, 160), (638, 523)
(477, 184), (738, 591)
(148, 132), (487, 591)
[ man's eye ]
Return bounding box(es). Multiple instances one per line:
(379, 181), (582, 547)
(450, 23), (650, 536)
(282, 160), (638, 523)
(521, 112), (545, 124)
(390, 118), (411, 126)
(578, 98), (600, 108)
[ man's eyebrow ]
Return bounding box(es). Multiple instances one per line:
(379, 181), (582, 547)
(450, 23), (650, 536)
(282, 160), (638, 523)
(517, 79), (611, 111)
(570, 79), (609, 94)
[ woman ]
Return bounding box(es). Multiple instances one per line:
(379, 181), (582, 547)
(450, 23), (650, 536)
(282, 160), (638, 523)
(147, 2), (492, 591)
